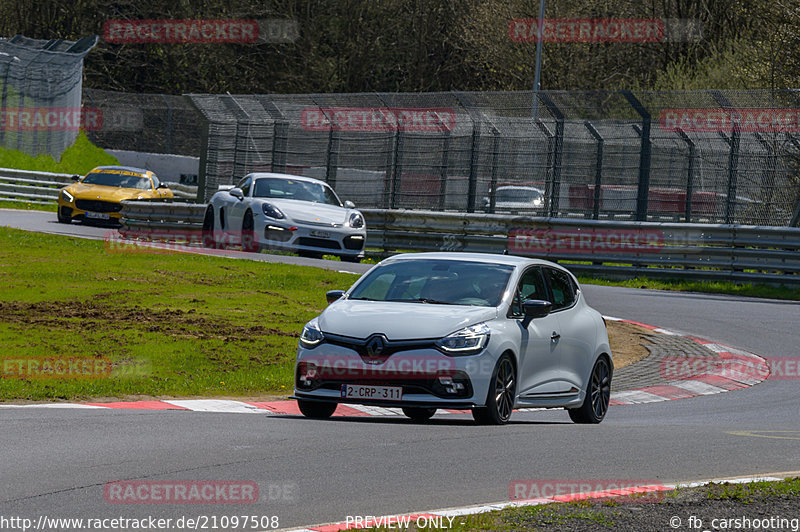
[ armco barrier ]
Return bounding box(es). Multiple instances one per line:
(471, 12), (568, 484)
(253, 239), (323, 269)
(0, 168), (76, 204)
(119, 202), (800, 286)
(0, 167), (198, 204)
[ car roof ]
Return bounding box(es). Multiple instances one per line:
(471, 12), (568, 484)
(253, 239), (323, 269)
(91, 165), (153, 176)
(245, 172), (328, 187)
(381, 252), (560, 268)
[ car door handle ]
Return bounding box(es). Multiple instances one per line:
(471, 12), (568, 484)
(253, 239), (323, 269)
(551, 332), (560, 341)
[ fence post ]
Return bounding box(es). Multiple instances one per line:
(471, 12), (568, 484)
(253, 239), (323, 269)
(709, 91), (740, 224)
(676, 129), (695, 222)
(388, 130), (403, 209)
(584, 121), (604, 220)
(620, 91), (651, 221)
(161, 94), (174, 154)
(437, 122), (451, 211)
(488, 123), (500, 214)
(466, 119), (480, 213)
(325, 127), (339, 189)
(539, 93), (563, 217)
(535, 120), (555, 216)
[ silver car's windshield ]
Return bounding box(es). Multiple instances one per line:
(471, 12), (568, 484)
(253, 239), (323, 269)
(349, 259), (513, 307)
(497, 188), (542, 203)
(252, 177), (341, 206)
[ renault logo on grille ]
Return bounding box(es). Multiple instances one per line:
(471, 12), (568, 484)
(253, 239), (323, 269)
(365, 335), (387, 357)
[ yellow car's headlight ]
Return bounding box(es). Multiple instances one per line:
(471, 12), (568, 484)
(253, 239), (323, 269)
(61, 190), (74, 203)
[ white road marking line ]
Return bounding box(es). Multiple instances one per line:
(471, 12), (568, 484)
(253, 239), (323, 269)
(610, 390), (667, 404)
(163, 399), (269, 413)
(670, 380), (727, 395)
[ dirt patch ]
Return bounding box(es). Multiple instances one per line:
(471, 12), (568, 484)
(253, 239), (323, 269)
(606, 321), (654, 369)
(0, 299), (299, 341)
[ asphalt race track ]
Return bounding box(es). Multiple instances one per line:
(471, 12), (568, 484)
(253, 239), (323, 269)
(1, 209), (799, 529)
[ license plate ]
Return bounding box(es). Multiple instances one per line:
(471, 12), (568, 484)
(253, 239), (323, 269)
(341, 384), (402, 401)
(85, 211), (110, 220)
(309, 229), (330, 238)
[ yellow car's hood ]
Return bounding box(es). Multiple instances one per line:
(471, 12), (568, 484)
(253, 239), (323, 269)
(65, 183), (158, 202)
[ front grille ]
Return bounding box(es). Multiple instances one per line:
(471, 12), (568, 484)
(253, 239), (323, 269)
(297, 237), (341, 250)
(343, 235), (365, 250)
(75, 200), (123, 213)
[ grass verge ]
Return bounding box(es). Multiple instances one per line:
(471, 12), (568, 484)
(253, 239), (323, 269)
(0, 132), (118, 175)
(0, 226), (358, 401)
(355, 477), (800, 531)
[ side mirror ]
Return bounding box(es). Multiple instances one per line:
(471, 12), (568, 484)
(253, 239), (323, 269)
(157, 182), (168, 189)
(229, 187), (244, 200)
(326, 290), (345, 304)
(521, 300), (552, 328)
(344, 200), (355, 209)
(71, 175), (80, 181)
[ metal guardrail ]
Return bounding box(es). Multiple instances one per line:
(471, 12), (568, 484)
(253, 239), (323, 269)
(0, 167), (198, 204)
(119, 202), (800, 286)
(0, 168), (75, 204)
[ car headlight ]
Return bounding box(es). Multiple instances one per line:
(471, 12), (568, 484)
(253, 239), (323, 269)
(437, 323), (490, 355)
(348, 212), (364, 229)
(262, 203), (285, 219)
(299, 318), (324, 348)
(61, 189), (74, 203)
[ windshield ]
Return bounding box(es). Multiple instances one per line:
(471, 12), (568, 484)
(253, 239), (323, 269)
(349, 259), (514, 307)
(82, 171), (152, 190)
(496, 187), (543, 203)
(252, 177), (341, 206)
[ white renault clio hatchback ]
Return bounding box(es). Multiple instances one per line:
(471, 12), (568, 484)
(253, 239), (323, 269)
(293, 253), (612, 425)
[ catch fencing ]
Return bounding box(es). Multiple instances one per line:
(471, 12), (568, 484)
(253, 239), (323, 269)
(0, 34), (97, 159)
(185, 89), (800, 227)
(118, 201), (800, 286)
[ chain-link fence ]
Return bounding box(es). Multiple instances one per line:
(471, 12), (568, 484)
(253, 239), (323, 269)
(83, 88), (202, 157)
(0, 34), (96, 159)
(186, 89), (800, 226)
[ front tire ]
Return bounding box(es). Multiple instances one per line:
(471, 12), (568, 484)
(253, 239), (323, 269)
(473, 354), (516, 425)
(201, 207), (216, 248)
(57, 207), (71, 224)
(241, 210), (259, 252)
(297, 399), (337, 419)
(568, 356), (611, 424)
(402, 407), (436, 422)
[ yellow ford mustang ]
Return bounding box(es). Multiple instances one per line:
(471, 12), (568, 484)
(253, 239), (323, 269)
(57, 166), (173, 224)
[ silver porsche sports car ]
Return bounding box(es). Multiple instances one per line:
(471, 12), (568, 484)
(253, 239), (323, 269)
(202, 172), (366, 260)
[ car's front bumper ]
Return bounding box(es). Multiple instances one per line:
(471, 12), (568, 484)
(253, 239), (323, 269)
(294, 343), (498, 408)
(57, 198), (123, 223)
(255, 216), (366, 257)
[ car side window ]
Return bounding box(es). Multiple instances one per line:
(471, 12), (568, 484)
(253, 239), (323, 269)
(238, 176), (252, 197)
(151, 174), (160, 189)
(545, 268), (577, 311)
(510, 267), (547, 316)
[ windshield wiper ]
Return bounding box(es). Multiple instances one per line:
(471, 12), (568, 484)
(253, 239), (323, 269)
(385, 297), (456, 305)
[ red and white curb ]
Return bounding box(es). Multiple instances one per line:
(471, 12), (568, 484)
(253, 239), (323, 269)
(0, 320), (767, 414)
(279, 475), (785, 532)
(605, 317), (768, 406)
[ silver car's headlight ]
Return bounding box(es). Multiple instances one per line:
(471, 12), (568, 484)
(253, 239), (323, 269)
(262, 202), (285, 219)
(61, 189), (74, 203)
(437, 323), (490, 355)
(348, 212), (364, 229)
(299, 318), (324, 348)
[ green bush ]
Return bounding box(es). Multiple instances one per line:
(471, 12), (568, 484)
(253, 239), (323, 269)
(0, 132), (118, 176)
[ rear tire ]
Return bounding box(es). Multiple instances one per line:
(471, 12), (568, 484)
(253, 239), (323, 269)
(402, 407), (436, 422)
(473, 354), (516, 425)
(201, 207), (216, 248)
(568, 356), (611, 424)
(241, 210), (259, 252)
(297, 399), (337, 419)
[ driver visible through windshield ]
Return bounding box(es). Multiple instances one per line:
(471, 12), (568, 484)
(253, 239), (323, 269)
(252, 177), (341, 206)
(349, 259), (513, 307)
